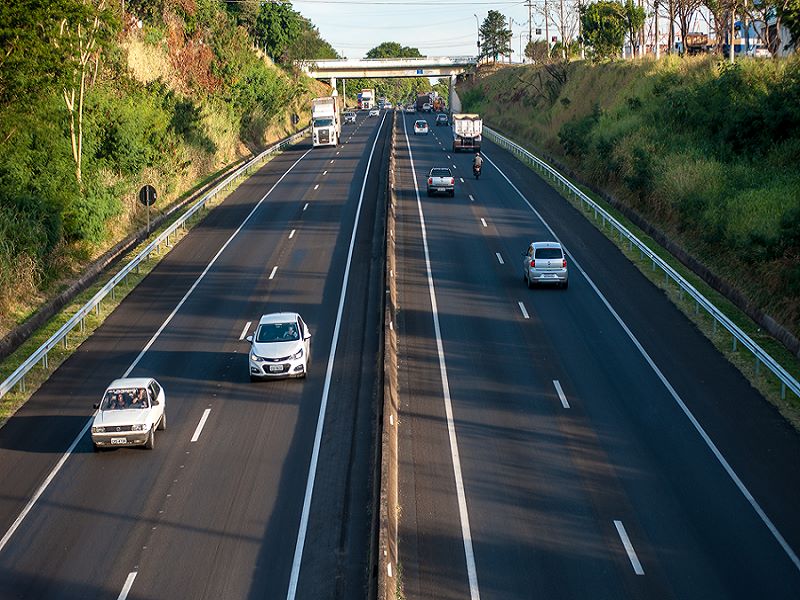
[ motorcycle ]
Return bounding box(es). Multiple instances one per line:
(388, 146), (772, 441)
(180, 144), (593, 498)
(473, 164), (482, 180)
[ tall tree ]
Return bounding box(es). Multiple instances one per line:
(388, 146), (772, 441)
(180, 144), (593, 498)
(580, 0), (627, 59)
(623, 0), (647, 56)
(777, 0), (800, 49)
(366, 41), (423, 58)
(480, 10), (513, 63)
(254, 1), (302, 62)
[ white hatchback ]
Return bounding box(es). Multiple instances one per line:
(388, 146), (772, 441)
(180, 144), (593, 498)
(91, 377), (166, 450)
(414, 120), (429, 135)
(522, 241), (569, 289)
(247, 312), (311, 380)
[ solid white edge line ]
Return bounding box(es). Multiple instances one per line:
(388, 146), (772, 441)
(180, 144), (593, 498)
(269, 266), (278, 280)
(482, 150), (800, 573)
(480, 218), (487, 228)
(553, 380), (570, 408)
(289, 229), (296, 239)
(116, 571), (138, 600)
(0, 146), (313, 556)
(303, 202), (309, 211)
(614, 520), (645, 575)
(190, 408), (211, 443)
(495, 252), (504, 265)
(286, 111), (389, 600)
(402, 114), (481, 600)
(518, 301), (529, 320)
(239, 321), (251, 340)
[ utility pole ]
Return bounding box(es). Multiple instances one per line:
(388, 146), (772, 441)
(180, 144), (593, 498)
(654, 0), (660, 58)
(527, 0), (533, 43)
(545, 0), (550, 57)
(578, 0), (585, 59)
(729, 4), (735, 63)
(559, 0), (566, 59)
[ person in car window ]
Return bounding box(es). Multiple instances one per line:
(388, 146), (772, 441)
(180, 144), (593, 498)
(284, 325), (298, 340)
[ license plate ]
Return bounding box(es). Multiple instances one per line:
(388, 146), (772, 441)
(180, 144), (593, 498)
(544, 274), (557, 278)
(110, 437), (127, 445)
(269, 365), (284, 373)
(437, 188), (446, 192)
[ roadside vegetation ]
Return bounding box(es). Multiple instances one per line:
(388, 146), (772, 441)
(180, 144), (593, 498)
(459, 55), (800, 347)
(0, 0), (331, 342)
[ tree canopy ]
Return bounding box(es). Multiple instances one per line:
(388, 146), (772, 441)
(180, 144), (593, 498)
(479, 10), (512, 62)
(580, 1), (626, 60)
(366, 41), (423, 59)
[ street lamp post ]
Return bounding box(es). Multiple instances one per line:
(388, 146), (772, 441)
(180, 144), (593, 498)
(474, 13), (481, 61)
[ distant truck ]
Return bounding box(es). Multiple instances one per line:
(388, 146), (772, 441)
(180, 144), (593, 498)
(451, 113), (482, 152)
(684, 32), (712, 55)
(311, 96), (341, 147)
(416, 93), (432, 112)
(433, 96), (446, 112)
(360, 88), (375, 110)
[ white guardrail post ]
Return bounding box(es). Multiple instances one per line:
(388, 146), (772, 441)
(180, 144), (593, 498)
(483, 126), (800, 403)
(0, 127), (310, 400)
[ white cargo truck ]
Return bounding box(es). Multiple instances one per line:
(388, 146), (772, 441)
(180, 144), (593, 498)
(451, 113), (482, 152)
(312, 96), (341, 147)
(360, 88), (375, 110)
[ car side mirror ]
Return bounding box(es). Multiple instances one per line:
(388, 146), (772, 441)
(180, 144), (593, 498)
(152, 399), (159, 406)
(245, 335), (253, 343)
(304, 332), (311, 340)
(93, 403), (100, 410)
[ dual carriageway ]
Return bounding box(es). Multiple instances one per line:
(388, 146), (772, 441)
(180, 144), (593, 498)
(0, 108), (798, 599)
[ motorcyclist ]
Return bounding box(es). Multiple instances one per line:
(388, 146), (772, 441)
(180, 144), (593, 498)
(473, 152), (483, 171)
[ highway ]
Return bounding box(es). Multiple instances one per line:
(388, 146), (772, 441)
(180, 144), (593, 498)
(0, 111), (389, 599)
(393, 111), (800, 599)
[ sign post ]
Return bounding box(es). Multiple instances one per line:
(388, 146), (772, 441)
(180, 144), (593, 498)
(138, 185), (157, 233)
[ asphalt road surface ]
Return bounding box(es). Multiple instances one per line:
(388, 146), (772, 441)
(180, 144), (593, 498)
(0, 110), (390, 599)
(394, 111), (800, 599)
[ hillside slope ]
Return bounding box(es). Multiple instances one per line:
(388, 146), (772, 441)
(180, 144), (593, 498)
(459, 56), (800, 347)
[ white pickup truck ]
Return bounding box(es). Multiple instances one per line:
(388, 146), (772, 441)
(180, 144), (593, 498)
(426, 167), (455, 197)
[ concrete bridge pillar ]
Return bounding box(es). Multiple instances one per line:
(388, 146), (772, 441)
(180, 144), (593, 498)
(448, 74), (462, 113)
(330, 76), (338, 95)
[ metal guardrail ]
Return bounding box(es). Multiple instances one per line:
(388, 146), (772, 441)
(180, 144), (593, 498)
(0, 127), (310, 400)
(484, 126), (800, 403)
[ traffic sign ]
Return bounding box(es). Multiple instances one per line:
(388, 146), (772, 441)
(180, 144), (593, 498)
(138, 185), (157, 207)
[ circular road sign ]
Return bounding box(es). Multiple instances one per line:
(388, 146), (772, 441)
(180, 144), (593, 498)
(138, 185), (157, 207)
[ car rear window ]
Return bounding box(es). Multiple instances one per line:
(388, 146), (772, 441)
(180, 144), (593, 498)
(535, 248), (563, 259)
(416, 121), (426, 126)
(431, 169), (451, 177)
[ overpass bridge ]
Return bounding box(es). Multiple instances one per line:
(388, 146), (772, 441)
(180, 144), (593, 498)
(302, 56), (477, 108)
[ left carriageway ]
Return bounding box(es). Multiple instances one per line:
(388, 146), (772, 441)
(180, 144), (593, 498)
(0, 110), (390, 600)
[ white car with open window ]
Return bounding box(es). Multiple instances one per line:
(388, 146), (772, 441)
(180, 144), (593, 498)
(91, 377), (166, 450)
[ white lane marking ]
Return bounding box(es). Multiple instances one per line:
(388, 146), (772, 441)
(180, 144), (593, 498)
(518, 301), (530, 319)
(336, 151), (340, 155)
(495, 252), (504, 265)
(553, 380), (570, 408)
(314, 184), (319, 190)
(480, 218), (487, 228)
(303, 202), (309, 211)
(289, 229), (296, 239)
(323, 170), (327, 175)
(117, 572), (138, 600)
(614, 520), (645, 575)
(483, 149), (800, 573)
(460, 177), (465, 183)
(453, 164), (457, 169)
(190, 409), (212, 443)
(239, 321), (251, 340)
(0, 147), (313, 557)
(401, 115), (481, 600)
(447, 155), (451, 159)
(469, 194), (475, 202)
(287, 111), (390, 600)
(269, 266), (278, 280)
(330, 160), (334, 164)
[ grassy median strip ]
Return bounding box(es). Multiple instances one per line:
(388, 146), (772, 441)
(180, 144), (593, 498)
(502, 135), (800, 429)
(0, 151), (281, 428)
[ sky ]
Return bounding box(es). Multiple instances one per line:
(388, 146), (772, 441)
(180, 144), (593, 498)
(289, 0), (556, 60)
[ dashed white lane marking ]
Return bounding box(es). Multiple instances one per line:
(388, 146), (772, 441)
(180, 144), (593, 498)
(239, 321), (251, 340)
(117, 572), (137, 600)
(314, 184), (319, 190)
(518, 301), (530, 319)
(480, 218), (487, 228)
(303, 203), (309, 211)
(322, 170), (327, 175)
(336, 151), (340, 155)
(460, 177), (465, 183)
(269, 266), (278, 280)
(447, 155), (451, 159)
(495, 252), (504, 265)
(453, 164), (457, 169)
(289, 229), (296, 239)
(469, 194), (475, 202)
(330, 159), (334, 164)
(191, 409), (212, 443)
(614, 520), (645, 575)
(553, 380), (570, 408)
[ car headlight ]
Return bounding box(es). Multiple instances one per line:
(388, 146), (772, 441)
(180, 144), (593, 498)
(250, 353), (265, 363)
(92, 426), (105, 434)
(292, 348), (304, 360)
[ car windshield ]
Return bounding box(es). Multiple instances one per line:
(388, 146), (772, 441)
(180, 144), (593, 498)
(314, 118), (333, 127)
(535, 248), (563, 259)
(256, 322), (299, 343)
(102, 388), (149, 410)
(431, 169), (451, 177)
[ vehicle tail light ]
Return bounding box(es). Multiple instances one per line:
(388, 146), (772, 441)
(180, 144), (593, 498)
(563, 258), (567, 268)
(530, 260), (535, 268)
(450, 178), (455, 184)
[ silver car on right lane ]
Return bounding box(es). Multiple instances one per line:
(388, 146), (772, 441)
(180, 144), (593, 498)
(523, 241), (568, 289)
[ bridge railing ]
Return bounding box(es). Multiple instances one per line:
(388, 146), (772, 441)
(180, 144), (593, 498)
(0, 127), (310, 401)
(483, 125), (800, 403)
